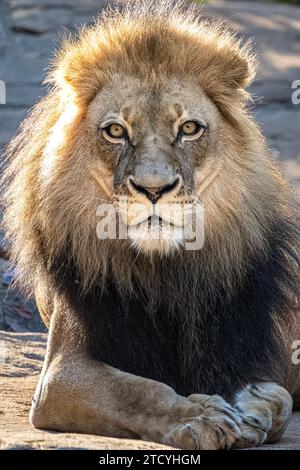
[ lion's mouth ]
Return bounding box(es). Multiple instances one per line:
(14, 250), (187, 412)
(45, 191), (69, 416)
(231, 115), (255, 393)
(134, 215), (178, 229)
(122, 208), (187, 229)
(127, 215), (186, 245)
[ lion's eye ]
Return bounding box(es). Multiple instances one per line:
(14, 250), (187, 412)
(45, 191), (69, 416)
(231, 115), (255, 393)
(182, 121), (198, 135)
(179, 120), (206, 141)
(102, 123), (127, 142)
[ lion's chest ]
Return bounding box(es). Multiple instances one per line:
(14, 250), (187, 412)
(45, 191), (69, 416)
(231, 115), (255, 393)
(74, 281), (260, 399)
(83, 288), (187, 393)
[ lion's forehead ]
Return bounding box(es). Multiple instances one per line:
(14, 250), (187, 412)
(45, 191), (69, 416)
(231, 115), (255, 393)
(87, 75), (217, 132)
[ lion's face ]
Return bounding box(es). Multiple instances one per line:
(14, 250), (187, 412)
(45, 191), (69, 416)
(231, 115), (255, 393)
(77, 75), (220, 254)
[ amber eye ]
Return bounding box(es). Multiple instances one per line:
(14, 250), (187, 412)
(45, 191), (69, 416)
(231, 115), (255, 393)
(180, 120), (206, 141)
(102, 123), (127, 142)
(182, 121), (198, 134)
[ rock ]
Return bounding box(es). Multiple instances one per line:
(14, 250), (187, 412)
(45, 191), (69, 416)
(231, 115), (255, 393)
(13, 33), (58, 58)
(5, 84), (45, 107)
(0, 331), (300, 450)
(254, 104), (300, 198)
(0, 108), (28, 149)
(10, 8), (72, 34)
(255, 105), (300, 159)
(249, 80), (297, 105)
(0, 260), (45, 333)
(1, 432), (175, 450)
(1, 47), (48, 84)
(8, 0), (109, 9)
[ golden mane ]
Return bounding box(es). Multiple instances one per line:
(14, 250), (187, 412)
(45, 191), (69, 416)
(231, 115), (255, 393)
(51, 0), (256, 115)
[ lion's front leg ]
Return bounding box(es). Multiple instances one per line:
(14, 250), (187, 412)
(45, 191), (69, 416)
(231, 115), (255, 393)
(233, 382), (293, 448)
(30, 349), (243, 450)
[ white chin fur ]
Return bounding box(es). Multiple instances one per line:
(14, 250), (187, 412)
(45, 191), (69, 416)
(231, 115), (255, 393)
(128, 220), (184, 254)
(129, 236), (183, 254)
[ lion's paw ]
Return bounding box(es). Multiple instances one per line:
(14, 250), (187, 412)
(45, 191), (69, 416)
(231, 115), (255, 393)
(233, 383), (293, 448)
(164, 395), (242, 450)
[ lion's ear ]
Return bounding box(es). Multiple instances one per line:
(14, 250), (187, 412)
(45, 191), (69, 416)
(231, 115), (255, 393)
(192, 32), (257, 122)
(219, 45), (256, 91)
(49, 33), (108, 106)
(198, 31), (257, 101)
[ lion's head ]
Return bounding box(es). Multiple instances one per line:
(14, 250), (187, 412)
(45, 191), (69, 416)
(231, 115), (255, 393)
(2, 1), (298, 299)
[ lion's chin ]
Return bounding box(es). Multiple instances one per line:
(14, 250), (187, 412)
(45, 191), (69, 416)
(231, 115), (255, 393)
(129, 236), (183, 255)
(127, 217), (184, 254)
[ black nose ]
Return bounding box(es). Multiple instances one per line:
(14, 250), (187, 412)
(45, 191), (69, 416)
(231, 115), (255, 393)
(129, 177), (180, 203)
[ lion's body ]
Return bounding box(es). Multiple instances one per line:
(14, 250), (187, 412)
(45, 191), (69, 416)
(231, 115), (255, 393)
(2, 0), (300, 449)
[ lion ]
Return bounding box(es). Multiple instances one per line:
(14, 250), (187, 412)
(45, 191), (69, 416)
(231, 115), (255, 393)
(2, 0), (300, 449)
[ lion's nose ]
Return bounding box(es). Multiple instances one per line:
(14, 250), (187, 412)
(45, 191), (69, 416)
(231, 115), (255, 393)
(128, 176), (181, 203)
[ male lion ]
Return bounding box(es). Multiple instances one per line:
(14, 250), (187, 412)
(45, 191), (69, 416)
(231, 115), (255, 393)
(2, 1), (300, 450)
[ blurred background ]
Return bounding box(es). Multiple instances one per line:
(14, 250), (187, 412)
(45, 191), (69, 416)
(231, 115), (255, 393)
(0, 0), (299, 333)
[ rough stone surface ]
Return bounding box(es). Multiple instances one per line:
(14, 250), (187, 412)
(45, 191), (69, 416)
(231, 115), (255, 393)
(0, 331), (299, 450)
